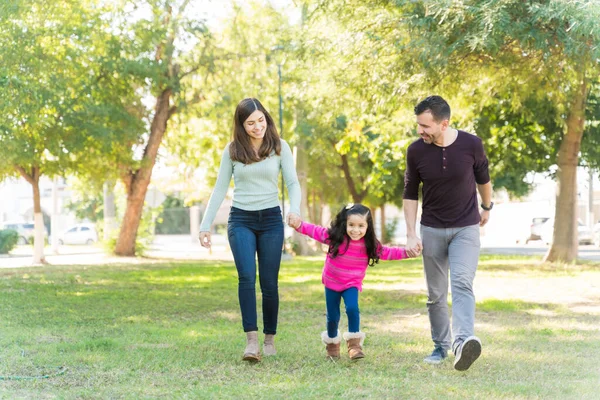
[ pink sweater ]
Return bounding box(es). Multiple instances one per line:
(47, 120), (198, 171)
(297, 222), (409, 292)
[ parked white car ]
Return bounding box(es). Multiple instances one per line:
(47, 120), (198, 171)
(539, 218), (594, 245)
(58, 223), (98, 245)
(594, 222), (600, 247)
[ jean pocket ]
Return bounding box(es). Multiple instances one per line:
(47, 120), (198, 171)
(263, 206), (281, 216)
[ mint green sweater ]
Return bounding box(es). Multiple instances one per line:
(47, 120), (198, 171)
(200, 139), (301, 231)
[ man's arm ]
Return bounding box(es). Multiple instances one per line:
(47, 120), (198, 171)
(477, 181), (493, 227)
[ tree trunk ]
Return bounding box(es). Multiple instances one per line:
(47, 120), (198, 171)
(16, 166), (46, 264)
(292, 142), (316, 255)
(380, 204), (386, 244)
(115, 88), (173, 256)
(339, 152), (366, 203)
(309, 188), (316, 223)
(544, 75), (588, 263)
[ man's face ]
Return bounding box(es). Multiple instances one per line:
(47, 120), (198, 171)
(416, 111), (447, 145)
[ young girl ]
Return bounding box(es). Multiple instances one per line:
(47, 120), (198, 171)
(288, 204), (416, 360)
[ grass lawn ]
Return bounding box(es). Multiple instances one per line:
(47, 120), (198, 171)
(0, 255), (599, 399)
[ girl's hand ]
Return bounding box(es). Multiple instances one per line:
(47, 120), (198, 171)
(405, 235), (423, 258)
(287, 213), (302, 229)
(406, 247), (421, 258)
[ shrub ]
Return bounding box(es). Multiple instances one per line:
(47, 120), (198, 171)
(0, 229), (19, 254)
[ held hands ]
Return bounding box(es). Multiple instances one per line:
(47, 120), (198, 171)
(405, 235), (423, 258)
(199, 231), (212, 249)
(287, 213), (302, 229)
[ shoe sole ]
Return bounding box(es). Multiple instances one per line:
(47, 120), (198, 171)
(454, 338), (481, 371)
(242, 353), (261, 362)
(423, 357), (445, 365)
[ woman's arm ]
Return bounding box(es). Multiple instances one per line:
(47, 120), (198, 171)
(199, 145), (233, 232)
(280, 140), (301, 217)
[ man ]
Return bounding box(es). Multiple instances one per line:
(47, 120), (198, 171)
(403, 95), (492, 371)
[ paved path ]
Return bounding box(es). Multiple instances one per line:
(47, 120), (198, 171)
(2, 235), (600, 268)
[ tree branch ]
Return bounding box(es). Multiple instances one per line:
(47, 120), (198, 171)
(15, 165), (35, 185)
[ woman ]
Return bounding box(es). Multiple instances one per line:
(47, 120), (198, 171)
(199, 98), (301, 362)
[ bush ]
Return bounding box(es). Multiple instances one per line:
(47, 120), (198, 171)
(383, 218), (399, 244)
(0, 229), (19, 254)
(156, 207), (190, 234)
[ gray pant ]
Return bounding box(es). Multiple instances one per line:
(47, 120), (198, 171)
(420, 224), (480, 351)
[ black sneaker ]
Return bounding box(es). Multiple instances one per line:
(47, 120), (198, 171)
(453, 336), (482, 371)
(423, 346), (447, 364)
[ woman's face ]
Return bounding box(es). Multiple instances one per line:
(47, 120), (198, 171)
(243, 110), (267, 145)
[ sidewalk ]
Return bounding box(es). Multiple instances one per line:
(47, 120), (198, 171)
(3, 234), (600, 269)
(0, 234), (233, 269)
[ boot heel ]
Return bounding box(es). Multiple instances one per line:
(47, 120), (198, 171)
(321, 331), (341, 360)
(343, 332), (366, 360)
(243, 331), (261, 362)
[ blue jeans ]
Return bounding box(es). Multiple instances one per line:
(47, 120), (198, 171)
(325, 287), (360, 338)
(227, 206), (284, 334)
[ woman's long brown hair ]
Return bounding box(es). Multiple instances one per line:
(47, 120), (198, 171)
(229, 98), (281, 164)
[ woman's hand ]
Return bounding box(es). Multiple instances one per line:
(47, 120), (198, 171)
(199, 231), (212, 249)
(286, 213), (302, 229)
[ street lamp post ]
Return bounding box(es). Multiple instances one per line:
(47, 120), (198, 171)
(272, 45), (289, 256)
(278, 61), (285, 239)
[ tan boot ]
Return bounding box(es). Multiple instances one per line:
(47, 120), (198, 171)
(263, 334), (276, 356)
(343, 332), (366, 360)
(243, 331), (260, 362)
(321, 331), (341, 360)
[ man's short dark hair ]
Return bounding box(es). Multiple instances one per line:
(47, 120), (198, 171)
(414, 95), (451, 122)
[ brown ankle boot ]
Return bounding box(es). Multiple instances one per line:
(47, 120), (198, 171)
(263, 334), (276, 356)
(321, 331), (341, 360)
(343, 332), (366, 360)
(243, 331), (260, 362)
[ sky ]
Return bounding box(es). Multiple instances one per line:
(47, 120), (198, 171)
(191, 0), (299, 30)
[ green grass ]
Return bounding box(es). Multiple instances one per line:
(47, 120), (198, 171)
(0, 255), (599, 399)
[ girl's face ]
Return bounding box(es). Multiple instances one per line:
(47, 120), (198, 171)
(346, 213), (368, 241)
(243, 110), (267, 146)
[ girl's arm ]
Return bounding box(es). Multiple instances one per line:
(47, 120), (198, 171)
(379, 244), (410, 260)
(296, 221), (329, 244)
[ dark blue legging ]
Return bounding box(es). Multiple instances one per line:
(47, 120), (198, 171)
(325, 286), (360, 338)
(227, 206), (284, 334)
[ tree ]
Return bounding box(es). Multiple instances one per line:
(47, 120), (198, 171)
(400, 0), (600, 262)
(292, 0), (415, 212)
(105, 0), (214, 256)
(0, 0), (140, 263)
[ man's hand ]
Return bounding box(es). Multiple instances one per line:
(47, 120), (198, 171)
(479, 210), (490, 227)
(287, 213), (302, 229)
(406, 235), (423, 258)
(199, 231), (212, 249)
